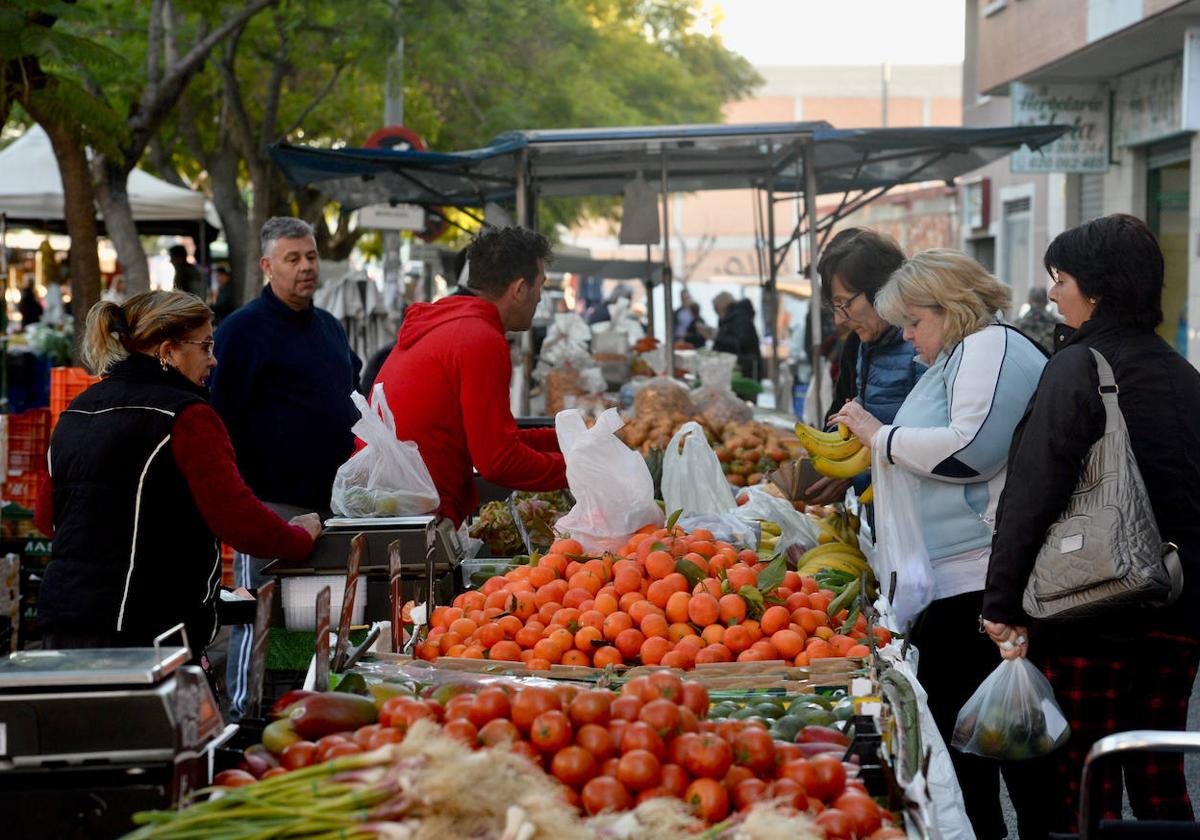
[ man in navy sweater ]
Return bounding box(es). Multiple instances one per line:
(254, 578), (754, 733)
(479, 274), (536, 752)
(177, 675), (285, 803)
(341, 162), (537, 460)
(211, 216), (361, 721)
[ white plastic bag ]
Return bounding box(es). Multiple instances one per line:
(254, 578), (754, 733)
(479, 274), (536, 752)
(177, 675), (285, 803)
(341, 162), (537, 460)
(952, 657), (1070, 760)
(869, 445), (934, 630)
(733, 485), (820, 552)
(554, 407), (663, 553)
(331, 384), (439, 517)
(662, 421), (733, 516)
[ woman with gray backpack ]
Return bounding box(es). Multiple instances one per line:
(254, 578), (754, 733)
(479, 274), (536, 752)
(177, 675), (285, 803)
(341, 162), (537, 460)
(982, 214), (1200, 836)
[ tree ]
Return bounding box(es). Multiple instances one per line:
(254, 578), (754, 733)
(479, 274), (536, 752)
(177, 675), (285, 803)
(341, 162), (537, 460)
(0, 0), (129, 341)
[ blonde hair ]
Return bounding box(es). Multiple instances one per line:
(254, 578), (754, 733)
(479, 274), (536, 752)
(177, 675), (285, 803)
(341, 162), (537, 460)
(875, 249), (1010, 349)
(83, 290), (213, 375)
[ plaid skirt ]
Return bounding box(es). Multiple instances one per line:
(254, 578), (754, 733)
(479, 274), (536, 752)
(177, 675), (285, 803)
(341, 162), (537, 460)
(1019, 632), (1200, 834)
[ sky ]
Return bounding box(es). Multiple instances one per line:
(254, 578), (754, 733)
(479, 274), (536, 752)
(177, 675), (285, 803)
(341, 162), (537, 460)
(704, 0), (966, 66)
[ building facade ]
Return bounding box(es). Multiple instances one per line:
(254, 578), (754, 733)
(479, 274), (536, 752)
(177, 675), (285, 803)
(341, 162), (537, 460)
(963, 0), (1200, 359)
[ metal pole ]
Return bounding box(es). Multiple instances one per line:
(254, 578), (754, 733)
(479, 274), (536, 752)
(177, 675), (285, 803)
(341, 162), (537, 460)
(660, 149), (675, 378)
(804, 137), (823, 419)
(881, 62), (891, 127)
(383, 33), (404, 324)
(766, 184), (777, 387)
(644, 244), (655, 342)
(515, 148), (533, 415)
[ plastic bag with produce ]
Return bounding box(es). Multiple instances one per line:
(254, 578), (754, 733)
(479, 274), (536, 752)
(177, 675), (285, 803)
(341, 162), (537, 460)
(952, 657), (1070, 760)
(553, 407), (663, 553)
(733, 484), (820, 552)
(331, 383), (439, 518)
(662, 421), (734, 516)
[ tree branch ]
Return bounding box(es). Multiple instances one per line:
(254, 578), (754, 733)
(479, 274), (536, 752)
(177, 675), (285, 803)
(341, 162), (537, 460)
(258, 9), (291, 150)
(280, 64), (344, 140)
(216, 29), (257, 166)
(146, 0), (164, 104)
(148, 132), (189, 188)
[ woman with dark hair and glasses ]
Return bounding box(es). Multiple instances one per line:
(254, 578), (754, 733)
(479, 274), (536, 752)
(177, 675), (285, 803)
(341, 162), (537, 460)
(806, 228), (926, 503)
(35, 291), (321, 662)
(981, 214), (1200, 836)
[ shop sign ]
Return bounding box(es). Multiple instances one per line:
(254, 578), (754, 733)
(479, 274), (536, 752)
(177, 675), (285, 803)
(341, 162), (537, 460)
(1010, 82), (1110, 173)
(1113, 56), (1183, 147)
(359, 204), (426, 231)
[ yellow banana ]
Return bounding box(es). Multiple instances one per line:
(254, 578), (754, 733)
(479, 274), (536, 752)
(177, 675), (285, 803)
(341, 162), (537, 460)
(758, 520), (782, 537)
(795, 425), (864, 460)
(799, 542), (862, 564)
(811, 446), (872, 479)
(794, 422), (844, 444)
(858, 484), (874, 505)
(838, 423), (852, 441)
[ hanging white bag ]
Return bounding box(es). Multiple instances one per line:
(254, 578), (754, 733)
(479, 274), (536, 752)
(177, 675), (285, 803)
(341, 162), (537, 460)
(869, 445), (934, 631)
(554, 408), (663, 553)
(662, 421), (734, 517)
(331, 383), (439, 518)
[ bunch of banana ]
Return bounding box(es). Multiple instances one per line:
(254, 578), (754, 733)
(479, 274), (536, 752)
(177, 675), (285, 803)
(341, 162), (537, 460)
(758, 519), (782, 553)
(858, 484), (874, 505)
(796, 541), (875, 588)
(816, 509), (860, 549)
(793, 422), (871, 479)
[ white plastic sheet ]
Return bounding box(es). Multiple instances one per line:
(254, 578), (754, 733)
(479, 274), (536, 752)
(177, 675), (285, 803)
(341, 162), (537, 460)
(869, 444), (935, 631)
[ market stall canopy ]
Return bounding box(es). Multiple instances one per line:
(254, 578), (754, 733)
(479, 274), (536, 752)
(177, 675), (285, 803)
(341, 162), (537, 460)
(269, 122), (1070, 210)
(550, 254), (662, 284)
(0, 125), (221, 235)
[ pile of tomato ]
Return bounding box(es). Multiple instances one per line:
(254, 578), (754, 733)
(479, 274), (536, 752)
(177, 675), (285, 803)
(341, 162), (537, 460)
(259, 673), (899, 837)
(417, 527), (890, 671)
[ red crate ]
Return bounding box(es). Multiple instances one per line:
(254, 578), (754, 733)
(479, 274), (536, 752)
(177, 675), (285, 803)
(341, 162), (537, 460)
(4, 409), (50, 476)
(220, 543), (236, 588)
(50, 367), (101, 430)
(2, 470), (41, 511)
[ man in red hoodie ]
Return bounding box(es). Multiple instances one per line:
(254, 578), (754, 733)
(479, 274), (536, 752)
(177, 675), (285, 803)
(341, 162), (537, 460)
(374, 226), (567, 525)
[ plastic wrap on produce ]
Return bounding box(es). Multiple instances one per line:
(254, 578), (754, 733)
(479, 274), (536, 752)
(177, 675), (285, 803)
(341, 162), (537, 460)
(346, 656), (571, 693)
(676, 513), (757, 547)
(733, 484), (820, 551)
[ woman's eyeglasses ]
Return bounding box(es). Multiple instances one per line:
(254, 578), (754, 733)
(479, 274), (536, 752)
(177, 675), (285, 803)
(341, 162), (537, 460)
(830, 291), (863, 317)
(178, 339), (215, 357)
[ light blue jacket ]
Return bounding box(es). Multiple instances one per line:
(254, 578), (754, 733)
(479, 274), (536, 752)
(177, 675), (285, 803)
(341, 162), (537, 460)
(875, 324), (1047, 561)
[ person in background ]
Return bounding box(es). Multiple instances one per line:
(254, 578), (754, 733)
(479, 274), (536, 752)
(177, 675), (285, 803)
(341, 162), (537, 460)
(34, 291), (319, 661)
(169, 244), (208, 301)
(211, 264), (236, 324)
(711, 291), (763, 380)
(211, 216), (361, 721)
(982, 215), (1200, 837)
(674, 290), (696, 343)
(807, 228), (925, 503)
(18, 274), (42, 328)
(834, 249), (1047, 840)
(101, 275), (127, 305)
(1013, 285), (1059, 353)
(374, 226), (567, 526)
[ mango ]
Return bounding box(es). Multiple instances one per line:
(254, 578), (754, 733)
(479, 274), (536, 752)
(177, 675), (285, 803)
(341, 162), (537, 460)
(288, 692), (378, 740)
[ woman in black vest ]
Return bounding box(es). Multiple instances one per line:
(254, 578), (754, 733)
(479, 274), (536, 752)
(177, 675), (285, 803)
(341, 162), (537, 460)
(36, 291), (322, 659)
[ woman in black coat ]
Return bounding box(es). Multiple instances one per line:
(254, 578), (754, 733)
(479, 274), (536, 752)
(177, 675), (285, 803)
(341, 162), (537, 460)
(981, 214), (1200, 836)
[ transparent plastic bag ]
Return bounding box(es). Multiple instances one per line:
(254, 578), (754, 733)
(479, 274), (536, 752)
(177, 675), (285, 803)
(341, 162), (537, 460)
(662, 421), (734, 516)
(870, 446), (934, 630)
(331, 383), (439, 517)
(733, 484), (820, 552)
(554, 407), (663, 553)
(952, 657), (1070, 760)
(692, 384), (753, 428)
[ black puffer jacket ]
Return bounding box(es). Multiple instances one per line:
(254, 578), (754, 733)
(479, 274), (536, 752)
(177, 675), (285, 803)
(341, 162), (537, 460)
(983, 316), (1200, 643)
(712, 299), (763, 380)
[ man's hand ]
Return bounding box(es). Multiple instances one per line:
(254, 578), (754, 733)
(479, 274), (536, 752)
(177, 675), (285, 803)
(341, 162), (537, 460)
(804, 476), (853, 505)
(982, 619), (1028, 660)
(289, 512), (323, 540)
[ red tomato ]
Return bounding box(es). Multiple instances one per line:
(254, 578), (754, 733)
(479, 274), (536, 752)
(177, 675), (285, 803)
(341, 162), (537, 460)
(314, 734), (351, 762)
(576, 723), (616, 762)
(511, 687), (561, 733)
(803, 754), (848, 802)
(323, 741), (362, 759)
(684, 777), (730, 823)
(637, 699), (682, 740)
(732, 726), (776, 775)
(467, 688), (511, 729)
(569, 690), (613, 727)
(581, 776), (634, 815)
(733, 777), (769, 811)
(442, 718), (479, 747)
(773, 741), (804, 772)
(669, 732), (701, 766)
(678, 705), (701, 734)
(816, 808), (855, 839)
(478, 718), (521, 747)
(683, 733), (732, 780)
(379, 697), (432, 732)
(279, 740), (318, 770)
(509, 739), (542, 765)
(610, 695), (643, 722)
(352, 724), (382, 748)
(616, 748), (662, 791)
(551, 745), (598, 788)
(723, 765), (755, 790)
(644, 671), (684, 704)
(213, 769), (257, 787)
(681, 681), (709, 718)
(620, 721), (666, 761)
(766, 777), (806, 810)
(661, 763), (690, 797)
(530, 710), (573, 753)
(367, 728), (405, 749)
(620, 676), (651, 700)
(834, 791), (883, 836)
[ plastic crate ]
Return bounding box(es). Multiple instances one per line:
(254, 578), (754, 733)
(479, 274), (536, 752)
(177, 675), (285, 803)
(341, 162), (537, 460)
(50, 367), (100, 429)
(3, 409), (50, 476)
(220, 543), (235, 588)
(1, 471), (40, 511)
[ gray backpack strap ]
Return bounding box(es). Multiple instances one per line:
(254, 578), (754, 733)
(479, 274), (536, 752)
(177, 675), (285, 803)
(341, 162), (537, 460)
(1088, 348), (1121, 435)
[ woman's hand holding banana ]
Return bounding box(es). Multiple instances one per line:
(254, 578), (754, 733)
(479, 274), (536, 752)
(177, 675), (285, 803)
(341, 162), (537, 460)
(831, 400), (882, 447)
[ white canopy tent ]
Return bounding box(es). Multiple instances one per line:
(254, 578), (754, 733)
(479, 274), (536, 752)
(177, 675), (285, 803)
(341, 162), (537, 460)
(0, 125), (220, 232)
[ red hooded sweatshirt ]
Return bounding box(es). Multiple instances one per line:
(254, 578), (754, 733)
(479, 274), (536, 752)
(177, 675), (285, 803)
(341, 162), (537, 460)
(374, 294), (567, 525)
